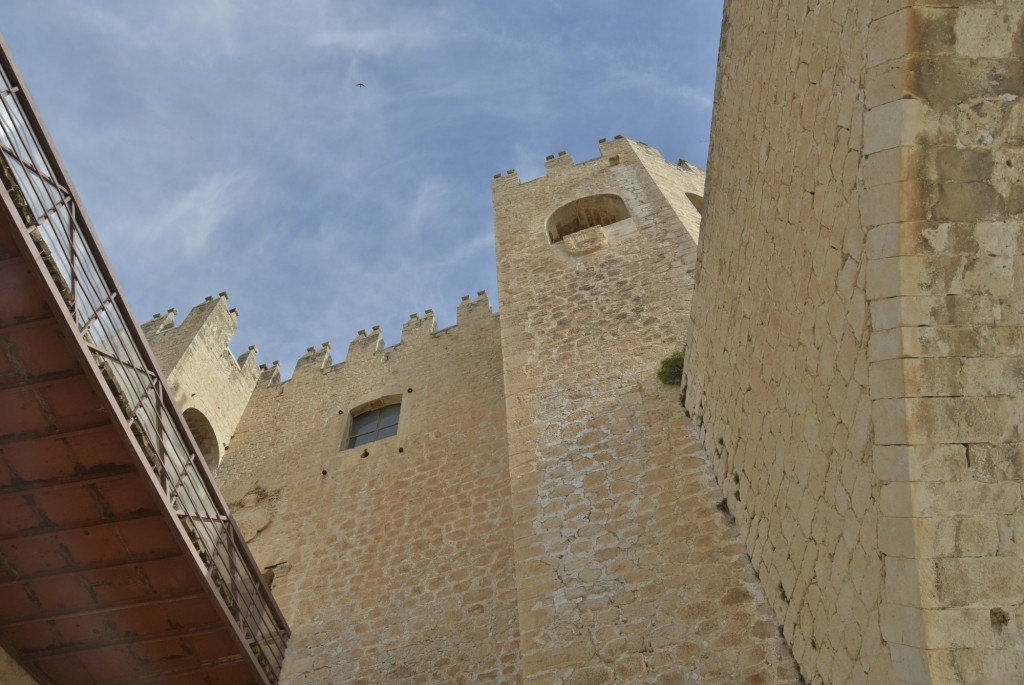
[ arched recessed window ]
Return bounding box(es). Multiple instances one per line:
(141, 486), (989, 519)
(546, 194), (630, 243)
(347, 402), (400, 448)
(183, 408), (220, 470)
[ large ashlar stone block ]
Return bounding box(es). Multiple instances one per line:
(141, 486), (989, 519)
(881, 602), (927, 647)
(868, 327), (906, 362)
(961, 357), (1024, 396)
(878, 515), (918, 557)
(888, 642), (931, 685)
(870, 357), (961, 398)
(866, 255), (964, 301)
(867, 9), (914, 69)
(923, 557), (1024, 608)
(954, 8), (1022, 59)
(911, 56), (1024, 108)
(947, 648), (1024, 685)
(956, 94), (1024, 147)
(880, 481), (915, 518)
(865, 59), (914, 109)
(862, 146), (917, 189)
(873, 444), (967, 483)
(861, 182), (905, 229)
(872, 292), (1016, 331)
(899, 325), (1024, 360)
(923, 606), (1021, 648)
(916, 516), (1000, 558)
(975, 221), (1023, 256)
(889, 481), (1021, 518)
(904, 396), (1019, 444)
(966, 442), (1024, 482)
(864, 99), (924, 155)
(929, 181), (1006, 222)
(869, 296), (942, 331)
(867, 221), (997, 260)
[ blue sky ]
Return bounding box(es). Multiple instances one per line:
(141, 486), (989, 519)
(1, 1), (723, 373)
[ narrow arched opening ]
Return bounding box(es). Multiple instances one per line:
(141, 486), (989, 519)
(183, 408), (220, 470)
(546, 194), (630, 243)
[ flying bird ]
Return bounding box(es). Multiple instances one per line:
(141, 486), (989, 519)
(355, 83), (366, 88)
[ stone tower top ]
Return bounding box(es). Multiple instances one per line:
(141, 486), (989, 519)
(491, 136), (706, 267)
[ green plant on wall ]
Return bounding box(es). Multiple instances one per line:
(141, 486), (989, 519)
(658, 350), (685, 385)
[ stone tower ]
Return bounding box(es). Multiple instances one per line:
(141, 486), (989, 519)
(141, 293), (261, 470)
(492, 137), (798, 682)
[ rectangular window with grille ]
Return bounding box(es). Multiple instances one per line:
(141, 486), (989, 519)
(347, 403), (400, 448)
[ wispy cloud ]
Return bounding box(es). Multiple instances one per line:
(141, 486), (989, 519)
(603, 63), (714, 110)
(149, 171), (252, 254)
(0, 0), (723, 370)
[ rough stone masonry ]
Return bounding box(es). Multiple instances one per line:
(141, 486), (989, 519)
(3, 1), (1018, 683)
(685, 1), (1023, 683)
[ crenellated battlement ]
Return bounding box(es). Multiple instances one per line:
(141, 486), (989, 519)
(293, 342), (333, 377)
(237, 344), (260, 373)
(456, 290), (492, 324)
(244, 292), (500, 387)
(543, 150), (574, 171)
(346, 326), (382, 363)
(491, 135), (705, 271)
(401, 308), (437, 344)
(144, 292), (238, 347)
(141, 307), (178, 337)
(491, 135), (694, 190)
(142, 292), (255, 378)
(257, 360), (281, 386)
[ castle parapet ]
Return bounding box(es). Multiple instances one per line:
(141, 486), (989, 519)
(492, 136), (636, 189)
(142, 308), (177, 337)
(237, 345), (259, 374)
(401, 309), (437, 345)
(543, 150), (574, 171)
(258, 360), (281, 386)
(293, 342), (333, 377)
(347, 327), (383, 361)
(270, 295), (500, 380)
(144, 293), (245, 379)
(456, 291), (492, 325)
(491, 169), (520, 189)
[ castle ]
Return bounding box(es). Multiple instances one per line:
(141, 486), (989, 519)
(1, 1), (1021, 684)
(139, 138), (792, 684)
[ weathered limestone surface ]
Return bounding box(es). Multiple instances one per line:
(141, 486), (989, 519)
(684, 1), (883, 683)
(134, 4), (1024, 675)
(495, 137), (799, 684)
(864, 3), (1024, 682)
(143, 293), (260, 469)
(687, 1), (1024, 683)
(213, 297), (521, 684)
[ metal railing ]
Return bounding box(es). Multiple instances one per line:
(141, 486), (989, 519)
(0, 38), (289, 683)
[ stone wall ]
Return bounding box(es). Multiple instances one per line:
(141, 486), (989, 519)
(495, 137), (798, 684)
(213, 295), (521, 684)
(863, 3), (1024, 681)
(686, 1), (1024, 683)
(683, 1), (884, 683)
